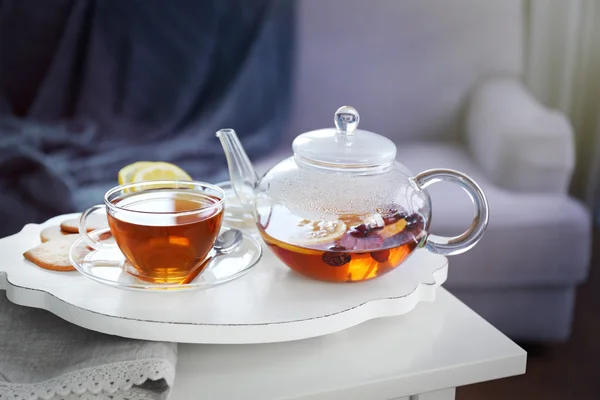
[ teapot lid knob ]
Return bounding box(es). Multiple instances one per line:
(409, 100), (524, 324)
(334, 106), (360, 136)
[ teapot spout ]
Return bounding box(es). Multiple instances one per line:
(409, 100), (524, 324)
(216, 129), (259, 211)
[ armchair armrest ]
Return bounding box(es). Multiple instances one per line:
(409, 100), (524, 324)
(465, 76), (575, 194)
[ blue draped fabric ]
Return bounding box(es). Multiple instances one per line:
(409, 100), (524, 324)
(0, 0), (295, 236)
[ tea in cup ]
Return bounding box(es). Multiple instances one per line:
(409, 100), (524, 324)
(79, 180), (225, 283)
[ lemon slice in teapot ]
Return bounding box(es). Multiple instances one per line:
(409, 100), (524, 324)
(294, 219), (347, 246)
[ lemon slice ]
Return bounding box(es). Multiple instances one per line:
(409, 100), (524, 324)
(131, 162), (193, 182)
(294, 219), (347, 246)
(380, 218), (407, 239)
(118, 161), (155, 185)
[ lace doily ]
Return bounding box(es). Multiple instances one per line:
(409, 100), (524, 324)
(0, 359), (175, 400)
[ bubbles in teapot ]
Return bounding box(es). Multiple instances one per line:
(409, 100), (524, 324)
(264, 161), (426, 217)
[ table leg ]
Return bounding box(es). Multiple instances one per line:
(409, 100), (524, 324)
(408, 388), (456, 400)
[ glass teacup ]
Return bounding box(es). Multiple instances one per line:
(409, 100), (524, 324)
(79, 180), (225, 283)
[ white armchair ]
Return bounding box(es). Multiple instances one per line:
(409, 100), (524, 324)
(254, 0), (592, 341)
(466, 76), (575, 194)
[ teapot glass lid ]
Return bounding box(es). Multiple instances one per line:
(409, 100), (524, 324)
(292, 106), (397, 169)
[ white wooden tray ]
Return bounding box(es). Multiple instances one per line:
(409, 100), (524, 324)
(0, 214), (448, 344)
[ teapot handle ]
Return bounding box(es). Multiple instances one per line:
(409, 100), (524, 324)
(412, 169), (489, 256)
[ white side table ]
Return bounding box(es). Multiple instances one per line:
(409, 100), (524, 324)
(171, 288), (526, 399)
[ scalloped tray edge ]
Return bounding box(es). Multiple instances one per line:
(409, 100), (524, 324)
(0, 215), (448, 344)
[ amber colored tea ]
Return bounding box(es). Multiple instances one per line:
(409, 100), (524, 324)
(259, 208), (426, 283)
(107, 190), (223, 283)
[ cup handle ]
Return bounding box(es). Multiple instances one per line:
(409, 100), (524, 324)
(411, 168), (489, 256)
(78, 205), (118, 250)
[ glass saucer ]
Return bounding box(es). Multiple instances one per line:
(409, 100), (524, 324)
(68, 226), (262, 292)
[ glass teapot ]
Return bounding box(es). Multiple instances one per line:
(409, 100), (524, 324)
(216, 106), (489, 283)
